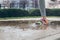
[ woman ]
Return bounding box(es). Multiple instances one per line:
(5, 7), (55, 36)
(41, 16), (48, 30)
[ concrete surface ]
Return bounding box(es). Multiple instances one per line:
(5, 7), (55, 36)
(0, 17), (60, 21)
(0, 26), (60, 40)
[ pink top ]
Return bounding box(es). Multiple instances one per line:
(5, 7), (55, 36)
(41, 18), (47, 25)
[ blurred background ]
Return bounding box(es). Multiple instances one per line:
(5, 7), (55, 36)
(0, 0), (60, 9)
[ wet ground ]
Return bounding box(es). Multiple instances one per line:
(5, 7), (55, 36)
(0, 21), (60, 29)
(0, 21), (60, 40)
(0, 26), (60, 40)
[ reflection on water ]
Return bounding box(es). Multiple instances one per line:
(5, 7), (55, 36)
(0, 21), (60, 30)
(0, 21), (42, 30)
(50, 21), (60, 30)
(0, 21), (59, 40)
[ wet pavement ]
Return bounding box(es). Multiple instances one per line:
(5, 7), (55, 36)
(0, 26), (60, 40)
(0, 19), (59, 40)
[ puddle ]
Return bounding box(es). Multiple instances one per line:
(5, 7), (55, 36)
(0, 21), (59, 40)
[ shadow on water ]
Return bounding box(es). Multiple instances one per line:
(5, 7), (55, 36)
(55, 38), (60, 40)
